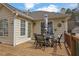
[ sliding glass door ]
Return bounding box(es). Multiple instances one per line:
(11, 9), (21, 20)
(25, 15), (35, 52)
(48, 22), (53, 35)
(41, 22), (53, 35)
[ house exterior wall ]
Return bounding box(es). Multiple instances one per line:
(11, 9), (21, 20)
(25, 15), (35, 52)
(0, 5), (14, 45)
(14, 17), (31, 46)
(0, 4), (32, 46)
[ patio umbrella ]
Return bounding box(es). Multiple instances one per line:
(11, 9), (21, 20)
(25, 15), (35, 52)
(44, 14), (48, 35)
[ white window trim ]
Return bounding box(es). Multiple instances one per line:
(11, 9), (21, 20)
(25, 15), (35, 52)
(0, 19), (8, 37)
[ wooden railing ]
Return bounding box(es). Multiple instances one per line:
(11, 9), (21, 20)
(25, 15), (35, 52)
(64, 33), (79, 56)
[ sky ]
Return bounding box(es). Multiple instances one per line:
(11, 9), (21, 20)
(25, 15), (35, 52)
(9, 3), (78, 12)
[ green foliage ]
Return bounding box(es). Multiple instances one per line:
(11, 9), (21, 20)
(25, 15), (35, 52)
(65, 8), (72, 14)
(65, 8), (79, 20)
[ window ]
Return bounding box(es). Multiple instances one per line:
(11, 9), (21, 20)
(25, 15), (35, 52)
(0, 19), (8, 36)
(41, 22), (45, 34)
(20, 20), (25, 36)
(28, 22), (31, 37)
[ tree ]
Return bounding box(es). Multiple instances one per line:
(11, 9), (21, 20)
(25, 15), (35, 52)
(65, 8), (72, 14)
(60, 8), (66, 14)
(65, 8), (75, 19)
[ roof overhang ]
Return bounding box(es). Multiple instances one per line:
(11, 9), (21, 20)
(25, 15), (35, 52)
(32, 14), (71, 21)
(1, 3), (33, 20)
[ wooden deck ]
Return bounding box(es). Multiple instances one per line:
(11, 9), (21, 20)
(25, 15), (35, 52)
(0, 40), (68, 56)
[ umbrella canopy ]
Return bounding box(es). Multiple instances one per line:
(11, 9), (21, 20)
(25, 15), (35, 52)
(44, 14), (48, 34)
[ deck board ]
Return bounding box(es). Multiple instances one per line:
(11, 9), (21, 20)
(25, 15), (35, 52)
(0, 40), (68, 56)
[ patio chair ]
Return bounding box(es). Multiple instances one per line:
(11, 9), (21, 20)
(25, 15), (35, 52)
(34, 33), (37, 43)
(45, 33), (54, 47)
(53, 34), (63, 49)
(33, 33), (38, 48)
(34, 33), (46, 49)
(57, 34), (63, 44)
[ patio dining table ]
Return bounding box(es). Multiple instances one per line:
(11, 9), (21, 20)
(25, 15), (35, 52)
(44, 34), (54, 47)
(34, 33), (55, 49)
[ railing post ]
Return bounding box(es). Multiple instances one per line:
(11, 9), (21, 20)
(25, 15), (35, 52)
(64, 32), (66, 43)
(70, 35), (76, 56)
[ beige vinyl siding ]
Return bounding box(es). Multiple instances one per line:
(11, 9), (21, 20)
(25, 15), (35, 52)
(0, 5), (14, 45)
(33, 21), (42, 34)
(14, 17), (31, 46)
